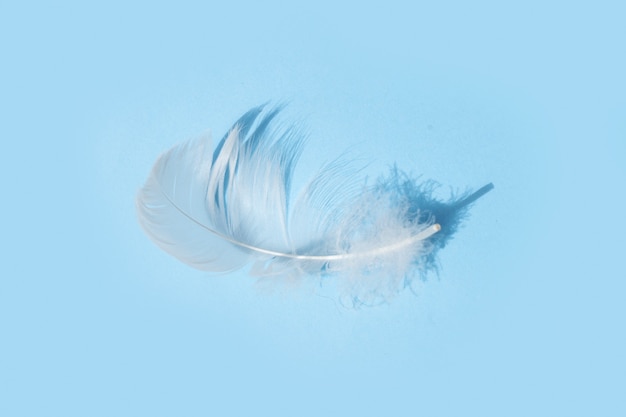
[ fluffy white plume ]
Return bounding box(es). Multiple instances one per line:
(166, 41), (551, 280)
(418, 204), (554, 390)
(136, 105), (493, 305)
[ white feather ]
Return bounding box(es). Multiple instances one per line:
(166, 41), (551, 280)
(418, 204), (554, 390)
(136, 105), (492, 304)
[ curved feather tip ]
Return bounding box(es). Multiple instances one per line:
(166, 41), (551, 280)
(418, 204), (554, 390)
(136, 105), (493, 306)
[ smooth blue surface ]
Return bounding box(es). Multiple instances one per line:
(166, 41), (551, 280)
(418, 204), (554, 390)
(2, 1), (624, 416)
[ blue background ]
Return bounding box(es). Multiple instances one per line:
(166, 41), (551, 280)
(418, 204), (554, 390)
(2, 1), (624, 416)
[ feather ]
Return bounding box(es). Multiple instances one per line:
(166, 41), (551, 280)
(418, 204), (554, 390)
(136, 105), (493, 305)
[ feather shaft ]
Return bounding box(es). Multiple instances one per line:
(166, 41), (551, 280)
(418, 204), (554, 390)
(156, 182), (441, 261)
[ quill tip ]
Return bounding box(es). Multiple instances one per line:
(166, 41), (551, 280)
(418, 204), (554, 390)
(414, 223), (441, 241)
